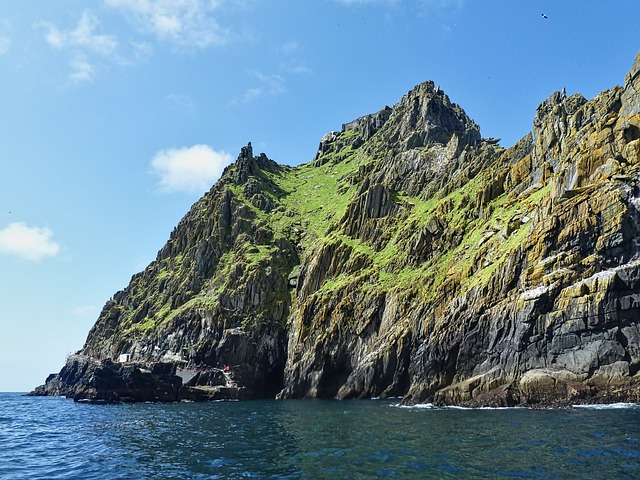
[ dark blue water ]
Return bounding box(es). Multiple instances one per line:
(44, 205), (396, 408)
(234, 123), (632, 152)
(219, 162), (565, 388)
(1, 393), (640, 479)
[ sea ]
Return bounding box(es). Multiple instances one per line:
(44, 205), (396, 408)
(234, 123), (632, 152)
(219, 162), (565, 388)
(1, 393), (640, 479)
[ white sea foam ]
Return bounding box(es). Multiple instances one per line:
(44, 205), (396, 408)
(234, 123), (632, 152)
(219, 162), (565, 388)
(444, 405), (525, 411)
(572, 403), (638, 410)
(391, 402), (435, 409)
(412, 402), (435, 409)
(393, 403), (524, 410)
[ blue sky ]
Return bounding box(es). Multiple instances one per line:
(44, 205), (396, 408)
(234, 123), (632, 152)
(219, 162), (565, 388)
(1, 0), (639, 392)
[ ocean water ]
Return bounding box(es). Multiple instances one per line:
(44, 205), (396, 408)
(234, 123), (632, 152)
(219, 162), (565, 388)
(1, 393), (639, 479)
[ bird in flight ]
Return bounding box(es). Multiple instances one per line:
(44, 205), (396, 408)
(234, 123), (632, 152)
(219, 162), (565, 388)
(541, 13), (548, 19)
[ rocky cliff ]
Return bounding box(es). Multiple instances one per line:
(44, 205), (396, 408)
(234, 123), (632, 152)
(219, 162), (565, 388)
(33, 52), (640, 406)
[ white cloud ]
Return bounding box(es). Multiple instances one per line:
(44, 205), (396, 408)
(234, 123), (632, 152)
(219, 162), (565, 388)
(38, 10), (123, 82)
(69, 55), (96, 83)
(105, 0), (230, 48)
(255, 71), (285, 92)
(280, 42), (313, 76)
(72, 305), (97, 316)
(242, 87), (264, 103)
(282, 41), (299, 55)
(0, 36), (11, 55)
(334, 0), (398, 4)
(0, 222), (61, 262)
(131, 40), (154, 59)
(42, 10), (118, 56)
(166, 93), (196, 112)
(335, 0), (463, 8)
(241, 71), (286, 103)
(286, 64), (313, 75)
(150, 145), (232, 194)
(419, 0), (464, 10)
(0, 20), (11, 55)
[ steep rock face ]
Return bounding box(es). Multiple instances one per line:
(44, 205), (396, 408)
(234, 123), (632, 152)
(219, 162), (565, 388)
(68, 143), (297, 399)
(413, 53), (640, 405)
(35, 52), (640, 406)
(279, 52), (640, 406)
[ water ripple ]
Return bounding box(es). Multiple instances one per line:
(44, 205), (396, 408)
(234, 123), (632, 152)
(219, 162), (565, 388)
(1, 394), (640, 479)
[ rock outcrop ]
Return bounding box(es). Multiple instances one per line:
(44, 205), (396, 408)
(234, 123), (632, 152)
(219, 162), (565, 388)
(34, 52), (640, 406)
(30, 355), (242, 402)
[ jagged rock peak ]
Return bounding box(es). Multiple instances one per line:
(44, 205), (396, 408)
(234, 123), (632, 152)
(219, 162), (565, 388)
(622, 51), (640, 119)
(234, 142), (255, 184)
(389, 80), (481, 149)
(533, 90), (588, 130)
(314, 107), (393, 162)
(233, 142), (280, 183)
(342, 106), (393, 141)
(314, 80), (481, 164)
(625, 50), (640, 88)
(241, 141), (253, 159)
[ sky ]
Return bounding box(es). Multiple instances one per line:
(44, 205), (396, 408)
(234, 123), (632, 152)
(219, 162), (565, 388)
(1, 1), (639, 392)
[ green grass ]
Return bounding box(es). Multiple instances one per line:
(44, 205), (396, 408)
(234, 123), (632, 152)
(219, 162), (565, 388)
(302, 162), (543, 303)
(261, 148), (369, 247)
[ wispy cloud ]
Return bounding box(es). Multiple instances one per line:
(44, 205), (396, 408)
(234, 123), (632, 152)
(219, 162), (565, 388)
(69, 55), (96, 82)
(282, 41), (299, 55)
(241, 71), (286, 103)
(41, 10), (119, 56)
(333, 0), (398, 5)
(105, 0), (230, 49)
(0, 36), (10, 55)
(0, 20), (11, 55)
(38, 10), (121, 83)
(334, 0), (463, 9)
(280, 42), (313, 75)
(165, 93), (196, 113)
(150, 145), (233, 194)
(0, 222), (61, 262)
(72, 305), (97, 316)
(237, 41), (312, 104)
(419, 0), (464, 11)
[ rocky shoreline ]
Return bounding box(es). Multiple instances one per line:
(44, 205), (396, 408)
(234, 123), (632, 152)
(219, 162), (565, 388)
(429, 369), (640, 408)
(31, 355), (640, 407)
(30, 355), (242, 403)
